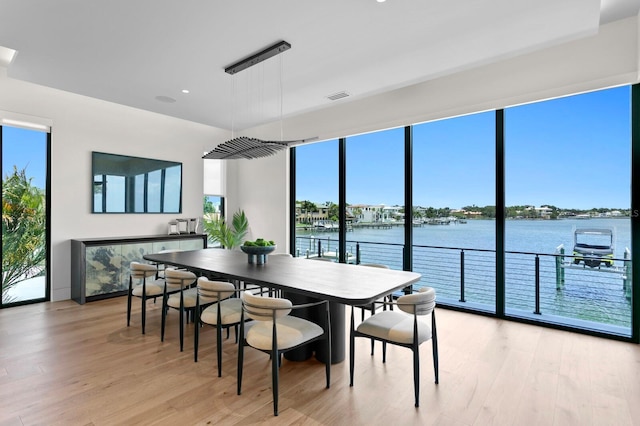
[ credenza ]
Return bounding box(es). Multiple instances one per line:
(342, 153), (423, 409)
(71, 233), (207, 304)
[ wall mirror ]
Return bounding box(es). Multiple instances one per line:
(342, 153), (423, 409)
(92, 152), (182, 213)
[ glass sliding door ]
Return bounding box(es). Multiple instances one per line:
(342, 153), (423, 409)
(1, 125), (49, 306)
(346, 128), (404, 267)
(504, 87), (632, 336)
(413, 112), (496, 310)
(294, 139), (339, 259)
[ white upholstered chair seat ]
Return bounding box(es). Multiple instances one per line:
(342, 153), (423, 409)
(131, 280), (165, 297)
(350, 286), (438, 408)
(356, 311), (432, 345)
(245, 316), (324, 351)
(127, 261), (164, 334)
(238, 291), (331, 416)
(161, 268), (198, 351)
(194, 277), (247, 377)
(167, 286), (198, 308)
(200, 298), (243, 325)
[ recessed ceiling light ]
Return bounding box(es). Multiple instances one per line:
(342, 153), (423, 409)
(181, 89), (190, 94)
(0, 45), (17, 67)
(377, 0), (386, 3)
(155, 95), (176, 103)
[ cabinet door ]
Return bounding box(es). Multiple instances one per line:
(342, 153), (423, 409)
(180, 238), (205, 251)
(152, 240), (181, 253)
(120, 243), (154, 291)
(85, 244), (124, 297)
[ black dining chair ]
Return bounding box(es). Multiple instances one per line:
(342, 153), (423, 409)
(194, 277), (250, 377)
(350, 286), (438, 407)
(237, 290), (331, 416)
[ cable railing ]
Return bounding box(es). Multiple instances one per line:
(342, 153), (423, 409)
(294, 235), (633, 337)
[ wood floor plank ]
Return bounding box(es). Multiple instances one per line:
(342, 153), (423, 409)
(1, 297), (639, 425)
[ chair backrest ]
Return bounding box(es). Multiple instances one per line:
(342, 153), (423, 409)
(397, 287), (436, 315)
(130, 261), (157, 279)
(242, 291), (292, 321)
(164, 268), (197, 288)
(197, 277), (235, 303)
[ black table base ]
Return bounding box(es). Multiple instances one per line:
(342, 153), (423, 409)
(283, 291), (345, 364)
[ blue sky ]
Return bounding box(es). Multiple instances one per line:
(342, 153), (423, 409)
(2, 87), (631, 211)
(296, 86), (631, 210)
(2, 126), (47, 188)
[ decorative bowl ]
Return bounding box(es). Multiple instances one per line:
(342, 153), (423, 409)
(240, 245), (276, 264)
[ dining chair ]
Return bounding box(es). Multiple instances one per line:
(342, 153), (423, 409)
(161, 268), (198, 351)
(127, 261), (165, 334)
(194, 277), (248, 377)
(358, 263), (392, 319)
(349, 287), (438, 407)
(237, 291), (331, 416)
(356, 263), (392, 355)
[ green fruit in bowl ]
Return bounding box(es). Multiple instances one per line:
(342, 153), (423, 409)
(243, 238), (275, 247)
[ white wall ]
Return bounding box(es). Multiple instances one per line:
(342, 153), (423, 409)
(0, 74), (229, 301)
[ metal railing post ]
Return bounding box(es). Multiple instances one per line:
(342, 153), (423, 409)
(556, 246), (565, 290)
(459, 250), (466, 302)
(534, 255), (541, 315)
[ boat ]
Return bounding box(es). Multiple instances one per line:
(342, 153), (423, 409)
(572, 228), (614, 267)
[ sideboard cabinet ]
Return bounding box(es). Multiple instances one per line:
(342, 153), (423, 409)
(71, 234), (207, 304)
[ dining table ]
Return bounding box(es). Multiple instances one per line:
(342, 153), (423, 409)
(143, 248), (422, 363)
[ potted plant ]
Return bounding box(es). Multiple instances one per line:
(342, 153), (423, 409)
(202, 209), (249, 249)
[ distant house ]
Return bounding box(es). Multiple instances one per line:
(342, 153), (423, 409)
(535, 206), (553, 219)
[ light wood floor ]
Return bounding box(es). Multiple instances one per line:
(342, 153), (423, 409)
(1, 297), (639, 426)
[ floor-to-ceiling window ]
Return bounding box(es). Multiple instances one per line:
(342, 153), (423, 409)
(346, 128), (404, 267)
(294, 139), (339, 258)
(291, 85), (637, 342)
(1, 125), (50, 306)
(413, 112), (496, 311)
(504, 86), (632, 336)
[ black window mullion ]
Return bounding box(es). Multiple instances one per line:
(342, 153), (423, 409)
(338, 138), (347, 263)
(404, 125), (413, 273)
(495, 109), (505, 318)
(630, 84), (640, 343)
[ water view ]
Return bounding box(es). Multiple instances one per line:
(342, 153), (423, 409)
(295, 217), (633, 335)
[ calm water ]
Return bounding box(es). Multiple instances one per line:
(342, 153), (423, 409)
(298, 217), (631, 258)
(296, 218), (633, 332)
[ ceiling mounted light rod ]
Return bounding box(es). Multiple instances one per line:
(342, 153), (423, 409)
(224, 41), (291, 75)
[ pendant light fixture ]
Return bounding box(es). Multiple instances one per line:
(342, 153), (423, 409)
(203, 41), (302, 160)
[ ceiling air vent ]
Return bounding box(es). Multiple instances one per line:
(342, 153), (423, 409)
(327, 91), (350, 101)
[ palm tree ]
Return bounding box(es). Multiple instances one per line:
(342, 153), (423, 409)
(2, 166), (46, 302)
(202, 209), (249, 249)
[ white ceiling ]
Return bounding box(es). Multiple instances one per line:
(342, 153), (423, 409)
(1, 0), (639, 131)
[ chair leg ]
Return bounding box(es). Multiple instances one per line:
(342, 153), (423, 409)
(237, 326), (244, 396)
(432, 312), (439, 384)
(272, 349), (279, 416)
(179, 293), (185, 352)
(325, 314), (331, 389)
(194, 313), (200, 363)
(413, 347), (420, 407)
(382, 341), (387, 363)
(141, 292), (147, 334)
(349, 307), (355, 387)
(126, 277), (133, 327)
(216, 323), (223, 377)
(161, 293), (167, 342)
